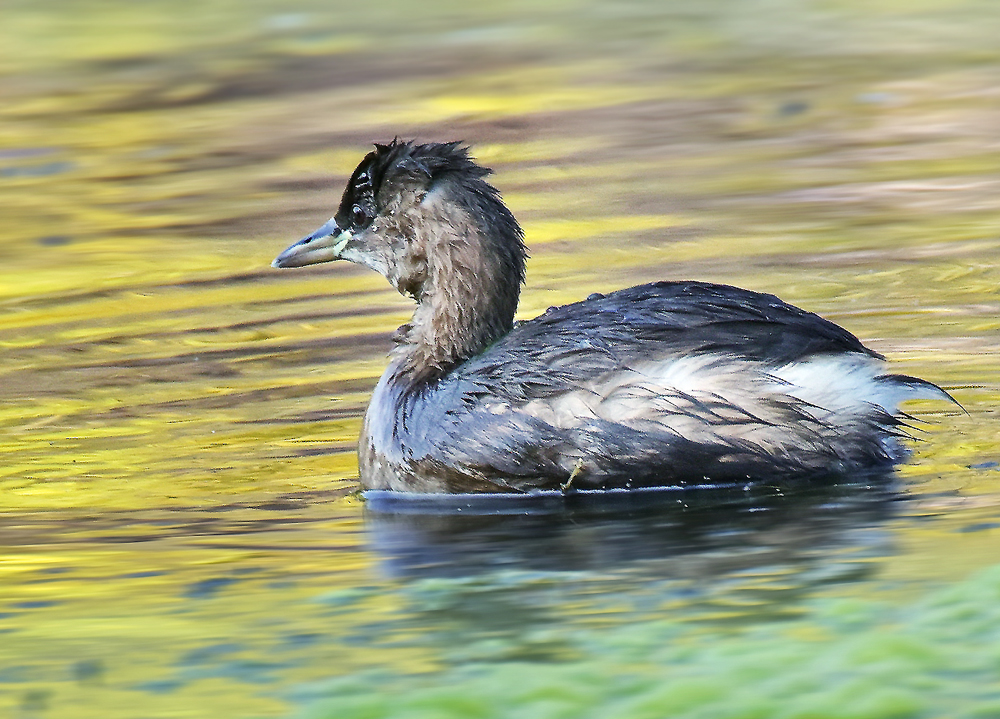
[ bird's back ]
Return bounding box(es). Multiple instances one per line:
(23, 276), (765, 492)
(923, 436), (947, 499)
(456, 281), (878, 398)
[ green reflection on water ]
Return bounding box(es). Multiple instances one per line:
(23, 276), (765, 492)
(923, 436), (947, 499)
(2, 0), (999, 716)
(298, 562), (1000, 719)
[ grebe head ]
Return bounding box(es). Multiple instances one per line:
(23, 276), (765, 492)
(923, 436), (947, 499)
(273, 140), (527, 377)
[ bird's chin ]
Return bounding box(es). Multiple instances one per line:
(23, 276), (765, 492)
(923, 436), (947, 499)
(339, 246), (389, 278)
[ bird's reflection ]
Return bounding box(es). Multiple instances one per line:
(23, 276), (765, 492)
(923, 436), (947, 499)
(364, 477), (899, 581)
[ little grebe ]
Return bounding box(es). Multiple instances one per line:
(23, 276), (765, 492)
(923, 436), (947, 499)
(273, 140), (951, 493)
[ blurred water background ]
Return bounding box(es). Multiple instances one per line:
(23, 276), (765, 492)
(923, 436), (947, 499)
(1, 0), (999, 717)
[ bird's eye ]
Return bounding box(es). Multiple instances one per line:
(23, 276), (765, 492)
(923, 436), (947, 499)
(351, 204), (368, 226)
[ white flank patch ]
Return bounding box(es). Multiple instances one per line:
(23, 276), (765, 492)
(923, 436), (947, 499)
(519, 353), (940, 449)
(771, 354), (937, 415)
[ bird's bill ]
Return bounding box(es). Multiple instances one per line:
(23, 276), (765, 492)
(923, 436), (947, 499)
(271, 218), (353, 268)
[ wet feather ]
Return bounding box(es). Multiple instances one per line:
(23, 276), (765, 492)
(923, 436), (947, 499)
(271, 140), (953, 493)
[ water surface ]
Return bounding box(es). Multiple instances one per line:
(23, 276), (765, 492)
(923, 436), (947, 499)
(1, 1), (999, 717)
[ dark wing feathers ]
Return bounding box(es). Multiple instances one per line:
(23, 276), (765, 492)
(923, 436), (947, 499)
(454, 281), (877, 402)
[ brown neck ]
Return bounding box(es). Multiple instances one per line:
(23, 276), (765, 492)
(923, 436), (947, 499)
(390, 197), (521, 382)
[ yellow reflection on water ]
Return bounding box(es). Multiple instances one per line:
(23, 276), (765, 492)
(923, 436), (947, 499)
(2, 0), (1000, 717)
